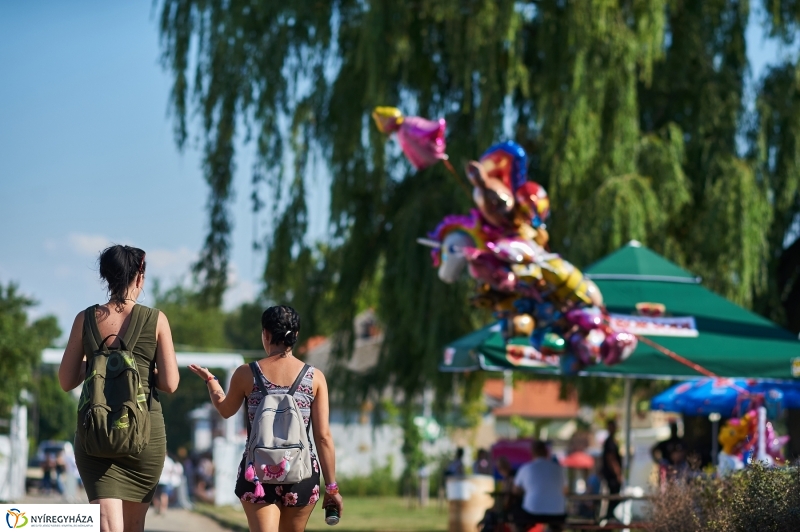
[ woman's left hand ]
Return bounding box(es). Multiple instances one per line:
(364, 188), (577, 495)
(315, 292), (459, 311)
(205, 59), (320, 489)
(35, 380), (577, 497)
(188, 364), (215, 381)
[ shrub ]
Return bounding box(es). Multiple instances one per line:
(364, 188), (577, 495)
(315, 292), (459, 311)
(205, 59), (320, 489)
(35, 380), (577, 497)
(339, 460), (399, 497)
(649, 464), (800, 532)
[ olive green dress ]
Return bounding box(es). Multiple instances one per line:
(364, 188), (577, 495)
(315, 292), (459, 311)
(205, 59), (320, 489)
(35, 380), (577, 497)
(75, 304), (167, 503)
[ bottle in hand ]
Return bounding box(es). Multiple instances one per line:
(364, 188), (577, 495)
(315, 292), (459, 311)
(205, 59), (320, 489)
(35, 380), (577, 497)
(324, 504), (340, 526)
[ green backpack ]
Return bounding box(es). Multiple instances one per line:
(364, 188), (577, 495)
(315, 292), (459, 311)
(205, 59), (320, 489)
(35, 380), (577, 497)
(77, 306), (151, 457)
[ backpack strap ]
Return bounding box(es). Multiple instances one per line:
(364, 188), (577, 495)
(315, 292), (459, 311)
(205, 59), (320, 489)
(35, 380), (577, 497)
(249, 362), (270, 397)
(288, 364), (311, 396)
(83, 306), (100, 353)
(121, 305), (147, 352)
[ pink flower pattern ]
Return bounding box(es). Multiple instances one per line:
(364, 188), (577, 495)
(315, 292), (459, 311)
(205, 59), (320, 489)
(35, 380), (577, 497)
(275, 486), (283, 496)
(309, 485), (320, 505)
(312, 458), (319, 473)
(241, 491), (263, 504)
(282, 492), (299, 506)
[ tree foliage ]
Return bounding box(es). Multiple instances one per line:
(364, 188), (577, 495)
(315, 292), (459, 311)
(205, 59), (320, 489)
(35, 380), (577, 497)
(0, 283), (60, 417)
(159, 0), (800, 412)
(34, 369), (77, 443)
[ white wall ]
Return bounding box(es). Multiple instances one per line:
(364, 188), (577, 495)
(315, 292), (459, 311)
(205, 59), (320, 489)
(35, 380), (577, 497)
(0, 406), (28, 502)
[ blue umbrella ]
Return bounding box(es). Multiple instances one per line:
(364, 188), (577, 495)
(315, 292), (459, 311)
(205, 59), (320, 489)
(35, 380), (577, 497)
(651, 378), (790, 417)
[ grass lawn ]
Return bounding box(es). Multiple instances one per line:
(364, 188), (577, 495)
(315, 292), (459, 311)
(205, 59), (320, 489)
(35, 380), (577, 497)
(196, 497), (448, 532)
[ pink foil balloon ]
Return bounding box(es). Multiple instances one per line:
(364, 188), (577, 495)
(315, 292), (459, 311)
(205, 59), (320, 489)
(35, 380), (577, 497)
(486, 237), (540, 263)
(397, 116), (448, 170)
(566, 308), (604, 331)
(373, 107), (448, 170)
(765, 422), (790, 464)
(600, 331), (638, 365)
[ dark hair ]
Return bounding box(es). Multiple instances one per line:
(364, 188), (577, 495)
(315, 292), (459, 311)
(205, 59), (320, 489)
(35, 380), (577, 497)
(532, 440), (548, 457)
(99, 245), (146, 310)
(261, 305), (300, 347)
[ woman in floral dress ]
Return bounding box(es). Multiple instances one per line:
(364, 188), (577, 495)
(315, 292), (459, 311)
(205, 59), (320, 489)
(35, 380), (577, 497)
(189, 306), (343, 531)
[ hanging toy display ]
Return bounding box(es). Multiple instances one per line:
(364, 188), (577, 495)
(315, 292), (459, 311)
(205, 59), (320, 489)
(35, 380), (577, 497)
(717, 407), (790, 475)
(414, 136), (636, 373)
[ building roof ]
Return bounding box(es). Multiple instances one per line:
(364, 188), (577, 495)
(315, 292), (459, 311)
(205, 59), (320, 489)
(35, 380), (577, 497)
(298, 309), (382, 374)
(484, 379), (579, 419)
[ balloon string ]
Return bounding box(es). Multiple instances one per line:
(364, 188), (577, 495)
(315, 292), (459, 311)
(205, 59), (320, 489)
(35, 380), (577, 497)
(635, 335), (718, 378)
(441, 159), (472, 197)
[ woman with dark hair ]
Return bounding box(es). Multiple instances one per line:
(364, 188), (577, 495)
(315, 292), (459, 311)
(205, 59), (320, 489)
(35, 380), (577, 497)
(188, 305), (342, 532)
(59, 244), (179, 532)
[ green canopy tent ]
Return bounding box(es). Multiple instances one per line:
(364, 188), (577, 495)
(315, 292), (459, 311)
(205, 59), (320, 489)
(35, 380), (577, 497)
(440, 241), (800, 380)
(440, 241), (800, 484)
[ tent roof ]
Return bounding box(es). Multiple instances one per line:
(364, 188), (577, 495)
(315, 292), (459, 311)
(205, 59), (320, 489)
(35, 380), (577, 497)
(441, 242), (800, 380)
(585, 240), (698, 283)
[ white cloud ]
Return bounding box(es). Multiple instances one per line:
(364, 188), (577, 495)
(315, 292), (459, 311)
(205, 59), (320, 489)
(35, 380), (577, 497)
(67, 233), (116, 257)
(145, 247), (196, 281)
(223, 264), (259, 310)
(224, 278), (258, 310)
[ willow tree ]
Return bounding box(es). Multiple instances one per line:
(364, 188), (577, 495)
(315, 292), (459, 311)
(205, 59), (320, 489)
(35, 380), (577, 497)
(159, 0), (800, 410)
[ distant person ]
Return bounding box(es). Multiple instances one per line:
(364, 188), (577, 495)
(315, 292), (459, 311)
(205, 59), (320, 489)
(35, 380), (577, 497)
(173, 448), (192, 509)
(600, 420), (623, 522)
(495, 456), (515, 511)
(474, 449), (493, 475)
(512, 440), (567, 532)
(665, 447), (690, 481)
(59, 245), (180, 532)
(651, 421), (686, 466)
(188, 305), (342, 532)
(444, 448), (465, 477)
(154, 455), (177, 515)
(55, 450), (66, 494)
(41, 453), (56, 495)
(479, 455), (516, 532)
(193, 453), (215, 504)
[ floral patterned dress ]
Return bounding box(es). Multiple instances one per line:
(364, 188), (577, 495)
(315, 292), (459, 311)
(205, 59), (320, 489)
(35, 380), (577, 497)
(234, 363), (321, 506)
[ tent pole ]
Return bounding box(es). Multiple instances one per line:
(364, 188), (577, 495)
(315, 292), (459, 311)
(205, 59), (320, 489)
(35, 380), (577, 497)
(623, 378), (633, 485)
(709, 413), (720, 466)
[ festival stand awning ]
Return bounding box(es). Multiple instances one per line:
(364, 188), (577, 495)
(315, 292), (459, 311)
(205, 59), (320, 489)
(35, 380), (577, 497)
(440, 242), (800, 380)
(650, 378), (800, 416)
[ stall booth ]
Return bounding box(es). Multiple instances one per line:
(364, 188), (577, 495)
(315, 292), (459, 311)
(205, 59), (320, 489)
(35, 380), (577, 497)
(440, 242), (800, 528)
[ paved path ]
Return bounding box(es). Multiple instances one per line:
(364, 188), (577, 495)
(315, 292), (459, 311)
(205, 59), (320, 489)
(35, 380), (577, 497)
(142, 508), (234, 532)
(21, 493), (234, 532)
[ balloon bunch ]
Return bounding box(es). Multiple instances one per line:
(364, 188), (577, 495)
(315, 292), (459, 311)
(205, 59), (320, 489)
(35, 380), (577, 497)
(417, 136), (636, 373)
(717, 409), (789, 475)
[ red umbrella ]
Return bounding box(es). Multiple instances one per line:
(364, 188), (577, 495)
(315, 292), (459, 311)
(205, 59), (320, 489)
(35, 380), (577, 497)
(561, 451), (595, 469)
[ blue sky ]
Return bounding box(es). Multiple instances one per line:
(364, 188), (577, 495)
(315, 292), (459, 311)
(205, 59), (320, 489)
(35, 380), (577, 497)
(0, 0), (792, 342)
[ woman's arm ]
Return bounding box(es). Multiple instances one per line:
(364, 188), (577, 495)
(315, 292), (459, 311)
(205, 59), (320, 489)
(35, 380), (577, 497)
(58, 312), (87, 391)
(188, 364), (249, 419)
(154, 312), (180, 393)
(310, 370), (343, 514)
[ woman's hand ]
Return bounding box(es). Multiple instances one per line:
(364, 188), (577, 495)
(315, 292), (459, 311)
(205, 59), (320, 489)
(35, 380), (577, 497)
(188, 364), (215, 381)
(323, 492), (343, 516)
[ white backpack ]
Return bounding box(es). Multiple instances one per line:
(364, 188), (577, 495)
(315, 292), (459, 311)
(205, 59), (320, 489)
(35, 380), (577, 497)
(243, 362), (313, 491)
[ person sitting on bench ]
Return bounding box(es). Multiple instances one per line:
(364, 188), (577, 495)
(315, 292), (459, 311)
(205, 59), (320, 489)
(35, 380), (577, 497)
(512, 440), (567, 532)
